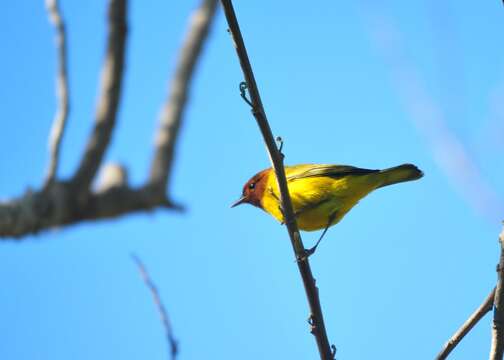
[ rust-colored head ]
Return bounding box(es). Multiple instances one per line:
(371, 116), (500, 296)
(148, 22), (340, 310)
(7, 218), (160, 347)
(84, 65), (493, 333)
(231, 169), (270, 209)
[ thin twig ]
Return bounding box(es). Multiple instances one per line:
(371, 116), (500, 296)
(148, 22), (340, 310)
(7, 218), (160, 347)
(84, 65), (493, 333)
(131, 254), (178, 360)
(490, 226), (504, 360)
(72, 0), (127, 195)
(219, 1), (335, 358)
(44, 0), (70, 186)
(436, 288), (495, 360)
(149, 0), (218, 194)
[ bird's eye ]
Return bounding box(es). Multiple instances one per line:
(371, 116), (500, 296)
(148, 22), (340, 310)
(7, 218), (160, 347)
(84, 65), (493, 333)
(248, 182), (256, 190)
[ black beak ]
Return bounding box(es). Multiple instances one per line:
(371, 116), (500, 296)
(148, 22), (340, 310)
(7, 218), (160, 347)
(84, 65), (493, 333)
(231, 195), (247, 208)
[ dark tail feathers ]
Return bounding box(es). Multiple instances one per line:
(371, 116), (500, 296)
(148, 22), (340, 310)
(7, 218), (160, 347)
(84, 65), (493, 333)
(377, 164), (423, 188)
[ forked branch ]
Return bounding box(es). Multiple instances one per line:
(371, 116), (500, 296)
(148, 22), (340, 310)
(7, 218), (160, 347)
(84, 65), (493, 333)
(0, 0), (218, 238)
(436, 288), (495, 360)
(220, 1), (335, 358)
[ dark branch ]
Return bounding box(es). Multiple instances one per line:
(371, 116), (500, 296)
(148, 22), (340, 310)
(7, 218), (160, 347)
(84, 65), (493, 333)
(219, 1), (335, 358)
(44, 0), (70, 186)
(436, 288), (495, 360)
(72, 0), (127, 194)
(0, 181), (181, 238)
(132, 254), (178, 360)
(491, 226), (504, 360)
(149, 0), (218, 195)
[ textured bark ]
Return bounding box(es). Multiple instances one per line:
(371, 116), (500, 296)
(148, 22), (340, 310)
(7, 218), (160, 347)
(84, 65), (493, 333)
(0, 182), (178, 238)
(0, 0), (218, 239)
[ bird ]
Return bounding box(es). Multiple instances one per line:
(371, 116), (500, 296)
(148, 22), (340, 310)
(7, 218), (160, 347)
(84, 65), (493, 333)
(232, 163), (423, 257)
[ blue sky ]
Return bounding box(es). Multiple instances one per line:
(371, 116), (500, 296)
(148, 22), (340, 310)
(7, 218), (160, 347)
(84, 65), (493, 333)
(1, 0), (504, 359)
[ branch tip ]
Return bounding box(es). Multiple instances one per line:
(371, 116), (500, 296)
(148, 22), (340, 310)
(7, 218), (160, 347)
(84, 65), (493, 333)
(239, 81), (253, 107)
(44, 0), (70, 186)
(275, 136), (284, 155)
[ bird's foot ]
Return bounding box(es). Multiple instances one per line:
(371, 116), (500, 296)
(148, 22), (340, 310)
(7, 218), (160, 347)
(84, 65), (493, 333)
(296, 245), (318, 262)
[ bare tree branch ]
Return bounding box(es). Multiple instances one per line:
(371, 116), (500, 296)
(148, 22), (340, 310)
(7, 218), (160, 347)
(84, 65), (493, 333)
(132, 254), (178, 360)
(0, 182), (179, 238)
(220, 1), (335, 359)
(149, 0), (218, 195)
(72, 0), (127, 195)
(44, 0), (70, 186)
(490, 226), (504, 360)
(436, 288), (495, 360)
(0, 0), (218, 238)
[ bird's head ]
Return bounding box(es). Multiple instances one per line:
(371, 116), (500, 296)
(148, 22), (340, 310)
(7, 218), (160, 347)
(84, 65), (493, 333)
(231, 169), (269, 209)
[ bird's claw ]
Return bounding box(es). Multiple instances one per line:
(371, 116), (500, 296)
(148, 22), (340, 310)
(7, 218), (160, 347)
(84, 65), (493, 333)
(331, 344), (337, 359)
(296, 246), (317, 262)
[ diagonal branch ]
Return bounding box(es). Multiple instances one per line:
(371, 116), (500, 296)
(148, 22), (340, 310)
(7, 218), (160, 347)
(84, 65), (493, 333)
(436, 288), (495, 360)
(132, 254), (178, 360)
(490, 225), (504, 360)
(72, 0), (127, 194)
(44, 0), (70, 186)
(149, 0), (218, 195)
(220, 1), (335, 359)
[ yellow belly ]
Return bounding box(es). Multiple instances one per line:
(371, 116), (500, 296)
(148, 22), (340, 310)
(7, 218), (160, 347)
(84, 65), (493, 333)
(295, 201), (347, 231)
(261, 174), (376, 231)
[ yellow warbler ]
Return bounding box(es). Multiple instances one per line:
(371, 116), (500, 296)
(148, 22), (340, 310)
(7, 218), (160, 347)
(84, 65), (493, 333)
(232, 163), (423, 256)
